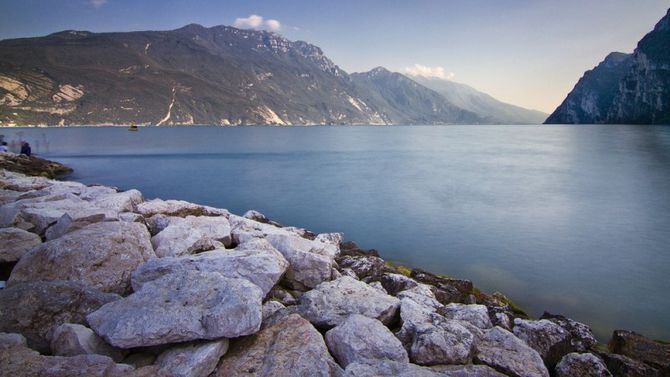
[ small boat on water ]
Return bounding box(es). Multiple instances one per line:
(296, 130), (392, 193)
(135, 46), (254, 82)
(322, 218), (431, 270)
(128, 123), (139, 131)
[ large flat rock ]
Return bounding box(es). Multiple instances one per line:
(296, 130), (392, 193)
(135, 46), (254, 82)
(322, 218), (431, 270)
(151, 215), (232, 257)
(0, 280), (120, 353)
(87, 270), (263, 348)
(133, 238), (288, 296)
(8, 221), (155, 294)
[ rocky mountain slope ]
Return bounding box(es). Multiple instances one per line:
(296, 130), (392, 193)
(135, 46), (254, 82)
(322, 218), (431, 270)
(0, 24), (543, 126)
(351, 67), (484, 125)
(411, 76), (547, 124)
(547, 8), (670, 124)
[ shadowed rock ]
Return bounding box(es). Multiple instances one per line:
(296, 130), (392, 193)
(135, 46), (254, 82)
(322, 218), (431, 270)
(474, 326), (550, 377)
(608, 330), (670, 372)
(555, 352), (612, 377)
(155, 339), (229, 377)
(0, 227), (41, 262)
(50, 323), (125, 362)
(513, 318), (573, 368)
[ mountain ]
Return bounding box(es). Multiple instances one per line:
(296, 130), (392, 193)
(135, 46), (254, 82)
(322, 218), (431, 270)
(547, 8), (670, 124)
(350, 67), (484, 124)
(545, 52), (634, 124)
(0, 24), (387, 126)
(410, 76), (547, 124)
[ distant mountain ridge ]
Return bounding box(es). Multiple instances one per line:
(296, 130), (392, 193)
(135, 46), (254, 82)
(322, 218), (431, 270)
(0, 24), (543, 126)
(547, 8), (670, 124)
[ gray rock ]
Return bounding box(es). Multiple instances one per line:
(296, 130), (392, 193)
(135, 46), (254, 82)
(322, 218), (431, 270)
(343, 360), (442, 377)
(541, 312), (597, 352)
(136, 198), (229, 218)
(513, 318), (572, 367)
(87, 270), (262, 348)
(298, 276), (400, 327)
(0, 227), (41, 262)
(397, 284), (443, 311)
(607, 330), (670, 371)
(555, 352), (612, 377)
(380, 273), (418, 295)
(50, 323), (125, 362)
(151, 215), (232, 257)
(266, 286), (297, 306)
(439, 303), (493, 329)
(211, 313), (343, 377)
(0, 344), (134, 377)
(600, 352), (661, 377)
(325, 314), (408, 367)
(156, 339), (229, 377)
(369, 281), (387, 293)
(395, 298), (474, 366)
(8, 221), (155, 294)
(43, 212), (107, 241)
(474, 326), (550, 377)
(0, 280), (120, 353)
(146, 213), (174, 235)
(336, 255), (385, 282)
(132, 238), (288, 296)
(437, 364), (509, 376)
(262, 301), (286, 321)
(89, 189), (143, 213)
(0, 332), (27, 347)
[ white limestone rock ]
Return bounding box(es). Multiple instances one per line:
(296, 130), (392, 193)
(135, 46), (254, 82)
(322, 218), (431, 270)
(474, 326), (550, 377)
(151, 215), (232, 257)
(440, 303), (493, 329)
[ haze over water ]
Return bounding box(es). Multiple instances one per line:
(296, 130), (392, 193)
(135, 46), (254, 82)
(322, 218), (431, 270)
(6, 124), (670, 341)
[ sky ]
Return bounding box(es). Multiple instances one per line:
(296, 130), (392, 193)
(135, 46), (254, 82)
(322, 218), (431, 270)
(1, 0), (668, 113)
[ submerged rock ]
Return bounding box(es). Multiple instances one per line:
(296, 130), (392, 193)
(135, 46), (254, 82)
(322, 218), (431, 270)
(325, 314), (408, 367)
(211, 313), (343, 377)
(8, 221), (155, 294)
(151, 215), (232, 257)
(50, 323), (125, 362)
(0, 227), (41, 262)
(474, 326), (550, 377)
(555, 352), (612, 377)
(132, 238), (288, 296)
(298, 276), (400, 327)
(155, 339), (229, 377)
(87, 270), (263, 348)
(0, 280), (120, 353)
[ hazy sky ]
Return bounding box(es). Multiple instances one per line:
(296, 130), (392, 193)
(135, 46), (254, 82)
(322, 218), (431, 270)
(1, 0), (668, 113)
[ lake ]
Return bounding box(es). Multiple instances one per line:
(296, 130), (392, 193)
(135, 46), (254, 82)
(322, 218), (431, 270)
(3, 124), (669, 341)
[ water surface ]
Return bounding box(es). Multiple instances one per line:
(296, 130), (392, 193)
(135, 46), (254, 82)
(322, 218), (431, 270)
(4, 124), (669, 341)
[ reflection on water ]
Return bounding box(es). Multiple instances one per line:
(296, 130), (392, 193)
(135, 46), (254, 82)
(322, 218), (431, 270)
(2, 124), (669, 341)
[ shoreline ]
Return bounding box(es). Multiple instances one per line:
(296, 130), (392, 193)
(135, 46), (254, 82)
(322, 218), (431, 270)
(0, 154), (668, 376)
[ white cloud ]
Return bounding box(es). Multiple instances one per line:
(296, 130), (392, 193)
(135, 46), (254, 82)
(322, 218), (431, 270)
(403, 64), (455, 80)
(89, 0), (108, 8)
(233, 14), (281, 32)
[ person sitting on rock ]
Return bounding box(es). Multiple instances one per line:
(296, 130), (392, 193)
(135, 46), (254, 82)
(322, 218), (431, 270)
(20, 142), (31, 156)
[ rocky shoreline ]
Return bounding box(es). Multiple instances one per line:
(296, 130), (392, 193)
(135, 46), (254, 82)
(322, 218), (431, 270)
(0, 154), (668, 377)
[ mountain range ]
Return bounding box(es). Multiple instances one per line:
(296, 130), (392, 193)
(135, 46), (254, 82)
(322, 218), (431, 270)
(0, 24), (545, 126)
(547, 8), (670, 124)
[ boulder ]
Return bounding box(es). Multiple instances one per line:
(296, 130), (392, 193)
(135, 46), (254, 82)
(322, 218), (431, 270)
(43, 213), (106, 241)
(50, 323), (125, 362)
(555, 352), (612, 377)
(325, 314), (408, 367)
(0, 170), (51, 191)
(0, 188), (22, 205)
(0, 344), (134, 377)
(262, 301), (286, 321)
(87, 270), (263, 348)
(0, 332), (27, 347)
(343, 360), (442, 377)
(151, 215), (232, 257)
(439, 303), (492, 329)
(410, 268), (473, 304)
(132, 238), (288, 296)
(608, 330), (670, 371)
(266, 286), (297, 306)
(541, 312), (597, 352)
(89, 189), (143, 213)
(395, 298), (474, 366)
(0, 227), (41, 262)
(211, 314), (343, 377)
(436, 365), (509, 376)
(513, 318), (572, 367)
(155, 339), (229, 377)
(8, 221), (155, 294)
(599, 352), (661, 377)
(231, 215), (336, 289)
(335, 255), (385, 282)
(0, 280), (120, 353)
(380, 273), (418, 296)
(397, 284), (443, 311)
(298, 276), (400, 327)
(136, 199), (229, 218)
(474, 326), (550, 377)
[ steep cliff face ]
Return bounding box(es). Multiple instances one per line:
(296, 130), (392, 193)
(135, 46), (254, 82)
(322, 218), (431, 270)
(0, 24), (387, 126)
(547, 8), (670, 125)
(606, 9), (670, 124)
(545, 52), (633, 124)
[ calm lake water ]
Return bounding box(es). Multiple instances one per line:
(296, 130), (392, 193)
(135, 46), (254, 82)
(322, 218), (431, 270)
(3, 125), (670, 341)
